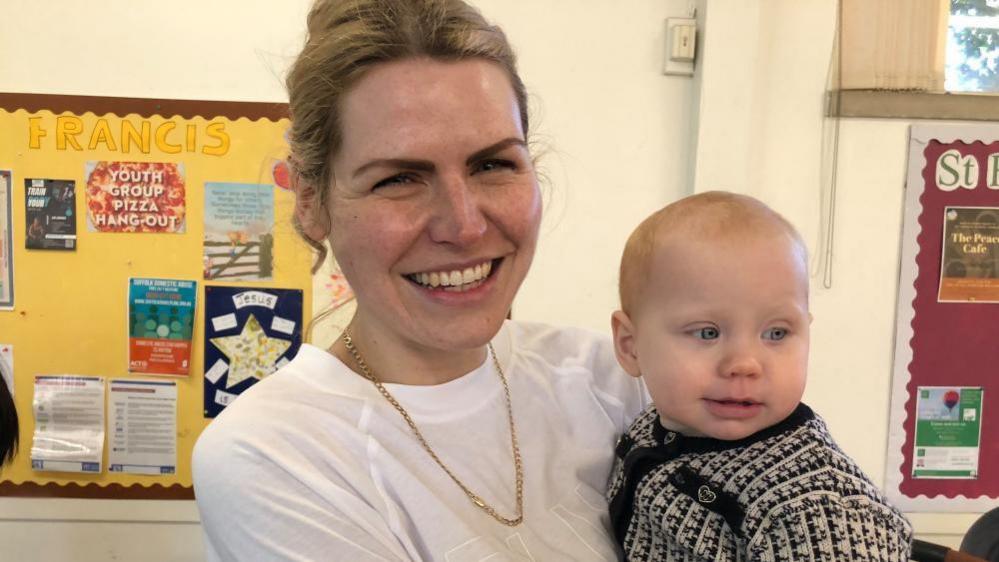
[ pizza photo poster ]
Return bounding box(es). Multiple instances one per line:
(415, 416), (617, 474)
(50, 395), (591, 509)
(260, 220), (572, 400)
(0, 93), (312, 498)
(86, 161), (186, 233)
(886, 124), (999, 512)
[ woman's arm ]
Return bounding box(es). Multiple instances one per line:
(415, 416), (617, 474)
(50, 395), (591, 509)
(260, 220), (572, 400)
(193, 428), (414, 562)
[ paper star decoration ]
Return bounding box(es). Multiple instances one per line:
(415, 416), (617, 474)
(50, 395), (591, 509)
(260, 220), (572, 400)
(210, 314), (291, 388)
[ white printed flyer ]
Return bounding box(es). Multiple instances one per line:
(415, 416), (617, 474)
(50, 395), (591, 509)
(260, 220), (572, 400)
(108, 379), (178, 475)
(31, 376), (105, 473)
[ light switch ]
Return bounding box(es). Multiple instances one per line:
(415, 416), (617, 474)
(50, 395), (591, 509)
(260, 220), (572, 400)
(672, 23), (695, 61)
(663, 17), (696, 76)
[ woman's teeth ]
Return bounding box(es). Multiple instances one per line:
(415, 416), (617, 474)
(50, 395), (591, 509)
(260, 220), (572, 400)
(408, 261), (493, 292)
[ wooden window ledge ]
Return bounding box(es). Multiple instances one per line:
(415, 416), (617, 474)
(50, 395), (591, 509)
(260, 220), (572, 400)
(827, 90), (999, 121)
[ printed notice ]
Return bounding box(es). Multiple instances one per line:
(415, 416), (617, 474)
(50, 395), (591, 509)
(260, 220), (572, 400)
(913, 386), (984, 479)
(939, 207), (999, 302)
(25, 178), (76, 251)
(128, 278), (196, 375)
(31, 376), (105, 473)
(203, 182), (274, 281)
(0, 170), (12, 308)
(108, 379), (177, 475)
(86, 161), (186, 233)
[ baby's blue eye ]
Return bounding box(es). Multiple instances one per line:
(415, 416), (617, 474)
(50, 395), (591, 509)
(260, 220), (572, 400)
(763, 327), (788, 341)
(694, 327), (720, 340)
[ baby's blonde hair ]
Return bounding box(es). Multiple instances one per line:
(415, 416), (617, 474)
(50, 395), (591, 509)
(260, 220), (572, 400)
(618, 191), (807, 315)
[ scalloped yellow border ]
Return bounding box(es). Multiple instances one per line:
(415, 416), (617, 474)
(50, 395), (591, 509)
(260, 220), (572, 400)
(0, 93), (312, 498)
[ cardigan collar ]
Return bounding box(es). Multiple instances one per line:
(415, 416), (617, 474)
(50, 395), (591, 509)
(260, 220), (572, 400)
(649, 402), (815, 455)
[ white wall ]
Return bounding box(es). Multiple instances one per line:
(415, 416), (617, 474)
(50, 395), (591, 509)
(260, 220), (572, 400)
(0, 1), (692, 560)
(504, 0), (695, 328)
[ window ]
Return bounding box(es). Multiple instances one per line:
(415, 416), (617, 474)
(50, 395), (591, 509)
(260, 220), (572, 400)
(829, 0), (999, 119)
(947, 0), (999, 92)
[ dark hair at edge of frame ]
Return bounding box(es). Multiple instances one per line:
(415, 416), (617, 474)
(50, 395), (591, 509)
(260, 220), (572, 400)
(0, 365), (17, 467)
(285, 0), (530, 274)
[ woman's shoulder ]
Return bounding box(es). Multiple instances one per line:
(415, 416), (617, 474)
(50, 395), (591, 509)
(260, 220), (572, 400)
(193, 343), (374, 465)
(503, 320), (616, 370)
(502, 320), (648, 417)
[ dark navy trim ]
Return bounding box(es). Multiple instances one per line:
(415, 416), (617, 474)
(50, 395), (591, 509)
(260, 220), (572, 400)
(655, 402), (814, 455)
(668, 465), (745, 535)
(608, 443), (679, 545)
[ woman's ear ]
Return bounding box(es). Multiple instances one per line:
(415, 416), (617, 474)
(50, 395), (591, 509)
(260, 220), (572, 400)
(293, 179), (331, 243)
(611, 310), (642, 378)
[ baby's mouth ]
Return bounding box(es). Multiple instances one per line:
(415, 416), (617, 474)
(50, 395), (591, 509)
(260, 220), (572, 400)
(404, 259), (499, 292)
(707, 398), (761, 407)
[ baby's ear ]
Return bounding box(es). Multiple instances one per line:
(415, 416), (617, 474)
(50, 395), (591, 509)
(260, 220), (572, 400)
(611, 310), (642, 378)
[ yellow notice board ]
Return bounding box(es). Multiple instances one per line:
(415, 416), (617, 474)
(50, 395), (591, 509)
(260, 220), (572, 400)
(0, 94), (312, 498)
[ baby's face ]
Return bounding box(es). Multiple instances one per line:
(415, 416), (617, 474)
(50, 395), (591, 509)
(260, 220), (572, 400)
(630, 231), (810, 440)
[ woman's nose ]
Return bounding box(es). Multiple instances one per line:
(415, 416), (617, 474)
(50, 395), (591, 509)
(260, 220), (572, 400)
(428, 173), (487, 246)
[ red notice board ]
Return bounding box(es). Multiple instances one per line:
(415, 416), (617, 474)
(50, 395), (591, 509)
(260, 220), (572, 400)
(887, 124), (999, 512)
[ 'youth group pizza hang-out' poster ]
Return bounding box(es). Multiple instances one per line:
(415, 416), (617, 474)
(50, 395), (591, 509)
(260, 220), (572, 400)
(25, 178), (76, 251)
(86, 161), (186, 233)
(203, 183), (274, 282)
(128, 278), (196, 376)
(203, 285), (302, 417)
(0, 170), (12, 309)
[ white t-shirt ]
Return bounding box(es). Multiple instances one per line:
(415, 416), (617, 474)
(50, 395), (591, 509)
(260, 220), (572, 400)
(193, 321), (648, 562)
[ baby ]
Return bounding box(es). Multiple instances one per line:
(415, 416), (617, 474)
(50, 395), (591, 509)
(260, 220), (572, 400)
(607, 192), (911, 561)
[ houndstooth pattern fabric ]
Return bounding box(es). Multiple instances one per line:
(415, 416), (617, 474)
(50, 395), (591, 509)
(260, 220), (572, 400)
(607, 404), (912, 562)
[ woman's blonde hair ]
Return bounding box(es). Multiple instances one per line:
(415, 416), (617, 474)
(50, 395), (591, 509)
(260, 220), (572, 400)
(286, 0), (529, 271)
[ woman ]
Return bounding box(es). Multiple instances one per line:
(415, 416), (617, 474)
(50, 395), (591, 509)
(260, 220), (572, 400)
(192, 1), (647, 560)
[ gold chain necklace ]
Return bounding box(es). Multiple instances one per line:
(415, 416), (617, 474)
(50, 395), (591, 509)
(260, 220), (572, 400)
(341, 331), (524, 526)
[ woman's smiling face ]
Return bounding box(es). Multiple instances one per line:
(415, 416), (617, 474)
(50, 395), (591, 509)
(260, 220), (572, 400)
(325, 56), (541, 356)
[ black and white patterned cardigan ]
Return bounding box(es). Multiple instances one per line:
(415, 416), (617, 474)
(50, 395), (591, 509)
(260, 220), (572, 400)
(607, 403), (912, 562)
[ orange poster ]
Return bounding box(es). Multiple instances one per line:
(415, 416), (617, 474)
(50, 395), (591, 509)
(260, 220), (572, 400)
(938, 206), (999, 303)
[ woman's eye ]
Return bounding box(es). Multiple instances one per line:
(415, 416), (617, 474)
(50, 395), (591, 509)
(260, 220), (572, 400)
(693, 327), (720, 340)
(763, 327), (788, 341)
(474, 159), (516, 174)
(373, 173), (414, 190)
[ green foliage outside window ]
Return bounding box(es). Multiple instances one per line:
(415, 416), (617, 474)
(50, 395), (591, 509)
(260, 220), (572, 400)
(948, 0), (999, 91)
